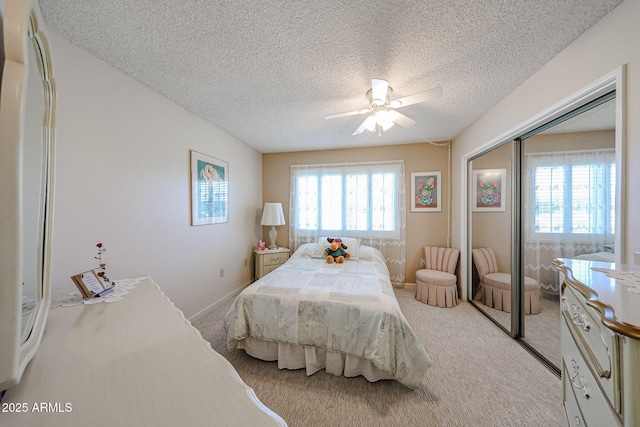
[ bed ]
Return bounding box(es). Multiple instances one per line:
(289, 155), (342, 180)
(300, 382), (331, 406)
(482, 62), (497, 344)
(572, 251), (615, 262)
(224, 241), (431, 389)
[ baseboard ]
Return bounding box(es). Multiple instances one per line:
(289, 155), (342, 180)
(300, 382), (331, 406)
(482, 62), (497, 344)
(392, 282), (416, 290)
(188, 279), (253, 323)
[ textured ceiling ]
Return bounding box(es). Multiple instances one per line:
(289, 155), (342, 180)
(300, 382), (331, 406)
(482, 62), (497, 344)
(38, 0), (622, 153)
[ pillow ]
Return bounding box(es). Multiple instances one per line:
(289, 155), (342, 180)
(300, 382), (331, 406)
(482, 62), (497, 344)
(311, 237), (360, 260)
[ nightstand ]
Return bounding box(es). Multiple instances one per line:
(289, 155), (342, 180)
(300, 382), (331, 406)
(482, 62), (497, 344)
(254, 248), (290, 279)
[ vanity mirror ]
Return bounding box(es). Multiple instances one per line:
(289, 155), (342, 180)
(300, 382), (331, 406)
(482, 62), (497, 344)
(0, 0), (56, 391)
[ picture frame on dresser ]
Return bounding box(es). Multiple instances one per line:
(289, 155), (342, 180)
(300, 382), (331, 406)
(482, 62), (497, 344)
(70, 269), (113, 298)
(190, 150), (229, 225)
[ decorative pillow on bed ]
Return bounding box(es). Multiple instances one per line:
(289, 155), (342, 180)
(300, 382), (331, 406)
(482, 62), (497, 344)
(311, 237), (360, 260)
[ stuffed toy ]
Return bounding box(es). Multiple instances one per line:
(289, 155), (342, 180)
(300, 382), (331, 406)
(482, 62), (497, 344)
(324, 237), (350, 263)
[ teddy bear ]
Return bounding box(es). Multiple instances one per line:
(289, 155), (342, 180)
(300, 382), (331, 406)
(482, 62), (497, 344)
(324, 237), (350, 263)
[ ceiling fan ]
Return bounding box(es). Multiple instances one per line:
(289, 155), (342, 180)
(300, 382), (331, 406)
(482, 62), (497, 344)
(325, 78), (443, 136)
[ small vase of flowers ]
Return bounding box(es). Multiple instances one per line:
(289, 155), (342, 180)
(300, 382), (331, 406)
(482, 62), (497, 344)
(95, 242), (110, 283)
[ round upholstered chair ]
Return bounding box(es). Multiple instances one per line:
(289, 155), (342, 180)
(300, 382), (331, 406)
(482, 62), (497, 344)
(471, 247), (541, 314)
(415, 246), (460, 307)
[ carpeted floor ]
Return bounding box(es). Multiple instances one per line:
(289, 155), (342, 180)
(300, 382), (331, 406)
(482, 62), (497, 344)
(192, 287), (562, 427)
(474, 292), (561, 368)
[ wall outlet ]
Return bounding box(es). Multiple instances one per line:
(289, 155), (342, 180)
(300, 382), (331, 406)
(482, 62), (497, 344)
(420, 258), (426, 268)
(219, 268), (224, 278)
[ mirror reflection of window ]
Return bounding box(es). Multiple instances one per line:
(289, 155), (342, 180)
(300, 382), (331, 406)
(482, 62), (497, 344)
(521, 97), (615, 369)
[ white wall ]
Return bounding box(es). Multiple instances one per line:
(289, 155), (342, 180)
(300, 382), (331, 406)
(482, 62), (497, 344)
(48, 31), (263, 318)
(452, 0), (640, 293)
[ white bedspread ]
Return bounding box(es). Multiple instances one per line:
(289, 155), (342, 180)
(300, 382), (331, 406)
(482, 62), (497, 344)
(224, 244), (432, 388)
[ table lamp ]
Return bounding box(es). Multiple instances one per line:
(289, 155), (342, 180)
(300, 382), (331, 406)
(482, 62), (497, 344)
(261, 203), (286, 249)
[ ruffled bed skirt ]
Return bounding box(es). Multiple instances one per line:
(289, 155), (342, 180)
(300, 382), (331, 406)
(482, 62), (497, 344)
(237, 337), (394, 383)
(474, 286), (541, 314)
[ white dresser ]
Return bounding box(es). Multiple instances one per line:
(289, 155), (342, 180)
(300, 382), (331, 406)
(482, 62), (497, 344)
(1, 278), (286, 427)
(556, 259), (640, 427)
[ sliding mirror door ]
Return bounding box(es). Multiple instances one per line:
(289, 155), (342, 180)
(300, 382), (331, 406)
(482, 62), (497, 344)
(468, 142), (514, 333)
(520, 93), (616, 369)
(467, 90), (617, 374)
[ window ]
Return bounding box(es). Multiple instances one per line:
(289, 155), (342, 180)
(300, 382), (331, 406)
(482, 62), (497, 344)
(528, 149), (615, 239)
(291, 161), (403, 238)
(290, 160), (407, 283)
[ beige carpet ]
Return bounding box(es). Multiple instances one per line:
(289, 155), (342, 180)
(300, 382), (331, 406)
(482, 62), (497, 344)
(192, 287), (562, 427)
(474, 292), (561, 368)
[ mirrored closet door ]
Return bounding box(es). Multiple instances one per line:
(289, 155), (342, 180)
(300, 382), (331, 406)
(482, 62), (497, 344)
(468, 91), (617, 373)
(468, 143), (514, 334)
(519, 92), (616, 370)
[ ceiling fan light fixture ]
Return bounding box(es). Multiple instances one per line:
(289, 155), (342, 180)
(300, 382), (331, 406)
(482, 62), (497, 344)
(363, 115), (377, 132)
(325, 78), (443, 137)
(374, 109), (396, 130)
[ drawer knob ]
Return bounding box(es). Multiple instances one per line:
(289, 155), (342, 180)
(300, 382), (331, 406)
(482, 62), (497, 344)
(570, 359), (590, 399)
(571, 304), (591, 332)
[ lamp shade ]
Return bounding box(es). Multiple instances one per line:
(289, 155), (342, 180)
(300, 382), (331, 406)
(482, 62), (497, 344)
(261, 203), (286, 226)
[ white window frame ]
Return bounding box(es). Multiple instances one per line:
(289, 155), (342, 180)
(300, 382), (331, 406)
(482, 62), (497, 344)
(291, 161), (403, 240)
(527, 149), (615, 243)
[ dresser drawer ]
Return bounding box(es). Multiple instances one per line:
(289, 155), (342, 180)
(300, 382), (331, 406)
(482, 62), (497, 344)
(563, 362), (586, 427)
(263, 264), (282, 275)
(262, 252), (288, 266)
(561, 321), (620, 426)
(562, 284), (617, 406)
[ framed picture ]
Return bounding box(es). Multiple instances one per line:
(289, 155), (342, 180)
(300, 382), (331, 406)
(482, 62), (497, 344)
(411, 171), (442, 212)
(190, 150), (229, 225)
(70, 269), (113, 299)
(472, 168), (506, 212)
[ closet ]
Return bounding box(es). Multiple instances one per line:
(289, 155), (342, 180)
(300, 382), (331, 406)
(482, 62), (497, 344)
(466, 83), (622, 373)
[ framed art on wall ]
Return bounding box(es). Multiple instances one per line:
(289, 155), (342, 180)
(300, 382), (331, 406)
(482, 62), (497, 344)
(190, 150), (229, 225)
(472, 168), (506, 212)
(411, 171), (442, 212)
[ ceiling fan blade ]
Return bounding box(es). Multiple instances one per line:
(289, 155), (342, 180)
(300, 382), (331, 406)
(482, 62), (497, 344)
(325, 108), (371, 120)
(353, 116), (376, 135)
(391, 86), (443, 108)
(371, 78), (389, 105)
(392, 111), (416, 128)
(353, 121), (368, 136)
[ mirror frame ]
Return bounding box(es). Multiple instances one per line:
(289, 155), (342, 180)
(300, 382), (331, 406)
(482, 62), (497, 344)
(0, 0), (56, 391)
